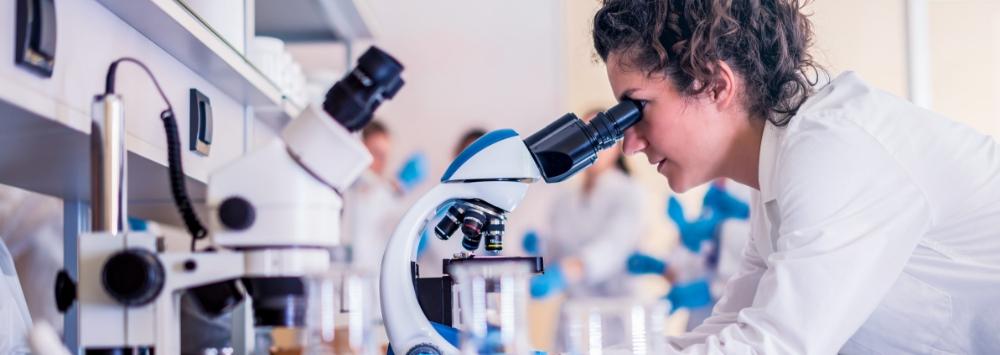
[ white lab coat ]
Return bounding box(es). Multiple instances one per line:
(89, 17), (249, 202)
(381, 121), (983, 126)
(546, 169), (645, 298)
(0, 186), (62, 333)
(668, 72), (1000, 354)
(342, 170), (402, 321)
(0, 236), (32, 354)
(343, 170), (400, 275)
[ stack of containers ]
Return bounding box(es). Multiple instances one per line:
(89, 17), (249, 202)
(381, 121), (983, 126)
(248, 36), (309, 106)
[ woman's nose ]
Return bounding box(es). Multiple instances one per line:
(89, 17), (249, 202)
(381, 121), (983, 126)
(621, 127), (647, 156)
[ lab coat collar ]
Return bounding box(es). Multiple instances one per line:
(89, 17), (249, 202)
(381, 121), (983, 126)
(757, 122), (781, 203)
(755, 72), (842, 203)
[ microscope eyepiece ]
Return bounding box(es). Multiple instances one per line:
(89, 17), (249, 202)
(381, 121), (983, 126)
(323, 46), (405, 132)
(588, 99), (643, 151)
(524, 99), (643, 183)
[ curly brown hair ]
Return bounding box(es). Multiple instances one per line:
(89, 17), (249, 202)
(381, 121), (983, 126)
(593, 0), (822, 125)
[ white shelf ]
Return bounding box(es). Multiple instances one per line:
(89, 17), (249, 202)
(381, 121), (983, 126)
(255, 0), (378, 42)
(0, 85), (206, 226)
(96, 0), (304, 125)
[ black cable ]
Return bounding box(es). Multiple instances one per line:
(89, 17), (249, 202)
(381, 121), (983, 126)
(105, 58), (208, 251)
(105, 58), (171, 110)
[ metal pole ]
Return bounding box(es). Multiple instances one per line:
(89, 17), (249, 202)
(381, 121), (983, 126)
(90, 94), (128, 234)
(62, 200), (89, 353)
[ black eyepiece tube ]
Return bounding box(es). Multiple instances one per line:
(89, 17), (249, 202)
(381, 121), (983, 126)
(323, 46), (405, 132)
(523, 100), (643, 183)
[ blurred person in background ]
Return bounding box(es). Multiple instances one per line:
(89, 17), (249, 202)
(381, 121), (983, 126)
(343, 120), (427, 275)
(525, 109), (646, 300)
(627, 179), (751, 330)
(0, 186), (62, 334)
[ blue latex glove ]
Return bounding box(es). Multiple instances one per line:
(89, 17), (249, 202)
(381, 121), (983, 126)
(666, 278), (712, 311)
(666, 196), (686, 227)
(397, 152), (428, 192)
(703, 184), (750, 220)
(667, 197), (720, 253)
(522, 230), (540, 255)
(627, 252), (667, 275)
(127, 217), (149, 232)
(530, 264), (566, 299)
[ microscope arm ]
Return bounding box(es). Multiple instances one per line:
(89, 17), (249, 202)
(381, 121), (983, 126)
(381, 181), (531, 355)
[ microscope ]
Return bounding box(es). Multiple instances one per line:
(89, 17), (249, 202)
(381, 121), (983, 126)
(55, 47), (404, 354)
(380, 100), (643, 354)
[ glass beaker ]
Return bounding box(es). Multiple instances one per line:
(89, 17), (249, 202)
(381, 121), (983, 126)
(560, 298), (669, 355)
(449, 260), (533, 355)
(297, 269), (377, 355)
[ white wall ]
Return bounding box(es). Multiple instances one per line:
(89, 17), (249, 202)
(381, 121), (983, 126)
(927, 0), (1000, 138)
(363, 0), (568, 245)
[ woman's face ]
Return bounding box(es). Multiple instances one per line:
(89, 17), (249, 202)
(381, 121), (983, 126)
(606, 53), (738, 192)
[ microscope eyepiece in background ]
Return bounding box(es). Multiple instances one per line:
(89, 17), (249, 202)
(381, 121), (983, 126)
(323, 46), (405, 132)
(524, 99), (643, 183)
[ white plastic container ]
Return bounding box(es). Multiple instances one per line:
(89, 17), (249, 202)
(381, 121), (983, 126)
(300, 268), (378, 355)
(450, 260), (534, 355)
(249, 36), (286, 86)
(560, 297), (669, 355)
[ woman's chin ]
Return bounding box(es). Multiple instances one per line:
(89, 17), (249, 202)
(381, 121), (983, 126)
(663, 171), (692, 193)
(666, 179), (692, 193)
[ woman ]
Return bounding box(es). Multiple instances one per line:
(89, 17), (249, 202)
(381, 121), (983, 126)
(530, 110), (646, 299)
(593, 0), (1000, 353)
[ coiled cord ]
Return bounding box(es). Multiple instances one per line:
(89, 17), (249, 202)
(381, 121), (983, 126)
(105, 58), (207, 251)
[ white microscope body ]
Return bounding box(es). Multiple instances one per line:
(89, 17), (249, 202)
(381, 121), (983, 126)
(71, 106), (372, 355)
(381, 130), (541, 355)
(381, 101), (644, 355)
(62, 47), (404, 354)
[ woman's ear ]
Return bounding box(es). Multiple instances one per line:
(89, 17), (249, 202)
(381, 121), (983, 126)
(711, 61), (738, 109)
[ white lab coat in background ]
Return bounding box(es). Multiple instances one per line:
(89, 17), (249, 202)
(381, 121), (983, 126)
(0, 236), (32, 354)
(712, 183), (753, 299)
(668, 72), (1000, 354)
(342, 170), (402, 321)
(546, 169), (645, 298)
(343, 170), (400, 275)
(0, 187), (62, 333)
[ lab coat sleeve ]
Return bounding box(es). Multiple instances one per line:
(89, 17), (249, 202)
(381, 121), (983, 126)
(665, 117), (933, 354)
(577, 182), (645, 284)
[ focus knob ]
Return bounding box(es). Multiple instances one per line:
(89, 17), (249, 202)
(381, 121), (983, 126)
(219, 196), (255, 231)
(102, 249), (165, 306)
